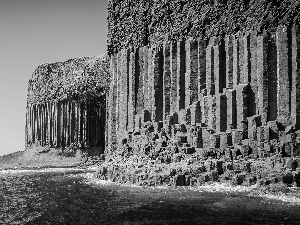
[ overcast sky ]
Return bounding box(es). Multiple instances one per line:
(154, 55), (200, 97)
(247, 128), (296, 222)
(0, 0), (108, 156)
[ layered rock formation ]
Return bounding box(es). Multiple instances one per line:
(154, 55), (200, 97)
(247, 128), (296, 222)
(107, 1), (300, 157)
(103, 1), (300, 186)
(25, 56), (109, 155)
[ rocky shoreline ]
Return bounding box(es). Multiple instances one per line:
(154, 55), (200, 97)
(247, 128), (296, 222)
(97, 154), (300, 188)
(96, 125), (300, 188)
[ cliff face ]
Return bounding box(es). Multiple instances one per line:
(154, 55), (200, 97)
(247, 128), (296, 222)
(107, 0), (300, 55)
(106, 1), (300, 160)
(25, 56), (110, 154)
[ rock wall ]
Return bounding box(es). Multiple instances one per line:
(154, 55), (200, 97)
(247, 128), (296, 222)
(107, 0), (300, 56)
(106, 1), (300, 160)
(25, 56), (109, 154)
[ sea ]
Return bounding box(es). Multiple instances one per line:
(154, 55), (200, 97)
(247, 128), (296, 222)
(1, 168), (300, 225)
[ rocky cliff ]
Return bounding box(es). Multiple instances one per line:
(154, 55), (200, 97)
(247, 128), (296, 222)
(107, 0), (300, 55)
(25, 55), (109, 155)
(102, 1), (300, 187)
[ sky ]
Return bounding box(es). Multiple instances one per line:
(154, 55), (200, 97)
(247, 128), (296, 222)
(0, 0), (108, 156)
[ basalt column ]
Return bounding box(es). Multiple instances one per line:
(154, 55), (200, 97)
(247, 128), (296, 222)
(249, 33), (258, 116)
(267, 34), (278, 122)
(118, 49), (129, 139)
(206, 44), (215, 95)
(257, 34), (269, 125)
(163, 42), (171, 120)
(214, 38), (226, 94)
(154, 48), (164, 122)
(225, 35), (234, 89)
(127, 50), (136, 132)
(26, 99), (105, 151)
(108, 55), (118, 151)
(170, 42), (178, 115)
(177, 40), (186, 110)
(292, 24), (300, 129)
(185, 39), (199, 108)
(148, 47), (155, 121)
(233, 35), (241, 87)
(198, 39), (207, 97)
(276, 26), (291, 126)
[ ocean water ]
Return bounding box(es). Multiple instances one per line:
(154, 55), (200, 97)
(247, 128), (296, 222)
(1, 169), (300, 225)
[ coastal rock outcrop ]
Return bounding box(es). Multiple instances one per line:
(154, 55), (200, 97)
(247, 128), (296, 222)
(103, 0), (300, 186)
(25, 56), (110, 155)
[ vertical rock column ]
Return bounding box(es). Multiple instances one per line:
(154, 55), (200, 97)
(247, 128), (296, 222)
(107, 55), (118, 152)
(27, 105), (32, 145)
(47, 103), (51, 145)
(233, 35), (241, 87)
(276, 25), (291, 126)
(225, 35), (234, 89)
(136, 48), (143, 116)
(143, 47), (149, 122)
(292, 24), (300, 129)
(257, 35), (269, 125)
(249, 33), (258, 116)
(67, 101), (71, 146)
(79, 102), (83, 147)
(170, 42), (178, 115)
(216, 94), (227, 132)
(206, 44), (215, 95)
(198, 39), (207, 97)
(267, 34), (278, 122)
(65, 101), (69, 146)
(208, 96), (217, 131)
(238, 34), (246, 84)
(56, 102), (61, 147)
(163, 42), (171, 120)
(119, 49), (129, 138)
(74, 101), (79, 146)
(177, 40), (186, 110)
(139, 47), (147, 124)
(116, 51), (122, 137)
(127, 49), (136, 132)
(37, 105), (41, 143)
(54, 102), (58, 147)
(236, 84), (248, 135)
(148, 47), (155, 121)
(154, 48), (164, 122)
(201, 96), (209, 126)
(226, 89), (237, 132)
(83, 103), (86, 147)
(242, 34), (250, 84)
(185, 39), (198, 108)
(214, 38), (226, 94)
(25, 105), (29, 146)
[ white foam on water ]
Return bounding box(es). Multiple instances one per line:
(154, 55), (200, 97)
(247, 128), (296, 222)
(80, 173), (144, 188)
(193, 183), (257, 192)
(253, 190), (300, 205)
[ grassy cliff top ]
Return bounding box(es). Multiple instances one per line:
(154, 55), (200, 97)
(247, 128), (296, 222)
(27, 55), (110, 105)
(107, 0), (300, 55)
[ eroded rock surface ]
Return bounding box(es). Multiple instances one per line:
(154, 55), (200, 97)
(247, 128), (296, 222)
(25, 55), (110, 155)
